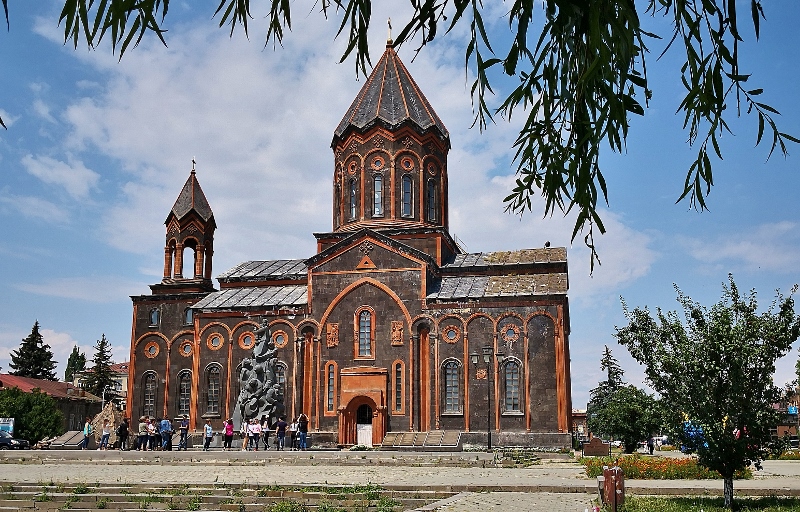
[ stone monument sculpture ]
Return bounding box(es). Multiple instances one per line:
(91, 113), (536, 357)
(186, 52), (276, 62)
(232, 319), (284, 428)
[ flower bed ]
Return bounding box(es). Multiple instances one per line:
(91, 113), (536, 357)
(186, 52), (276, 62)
(581, 455), (752, 479)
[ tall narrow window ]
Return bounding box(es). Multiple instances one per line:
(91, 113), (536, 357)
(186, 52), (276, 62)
(184, 308), (193, 325)
(276, 363), (286, 400)
(443, 361), (461, 413)
(349, 179), (357, 220)
(504, 361), (521, 412)
(143, 373), (157, 418)
(358, 310), (372, 357)
(401, 175), (413, 217)
(426, 179), (437, 221)
(206, 366), (221, 415)
(394, 362), (403, 412)
(149, 308), (159, 326)
(327, 364), (335, 411)
(373, 175), (383, 216)
(178, 371), (191, 416)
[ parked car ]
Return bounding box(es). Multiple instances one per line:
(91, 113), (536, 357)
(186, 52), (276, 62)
(0, 430), (30, 449)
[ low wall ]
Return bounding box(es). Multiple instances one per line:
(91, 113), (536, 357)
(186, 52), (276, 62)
(461, 431), (571, 449)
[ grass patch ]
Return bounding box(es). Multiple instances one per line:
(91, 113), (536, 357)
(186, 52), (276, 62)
(186, 495), (202, 511)
(97, 497), (109, 509)
(72, 483), (92, 494)
(376, 496), (400, 512)
(265, 501), (307, 512)
(776, 450), (800, 461)
(581, 455), (752, 480)
(619, 496), (800, 511)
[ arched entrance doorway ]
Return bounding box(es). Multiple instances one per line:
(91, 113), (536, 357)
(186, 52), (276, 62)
(356, 404), (373, 447)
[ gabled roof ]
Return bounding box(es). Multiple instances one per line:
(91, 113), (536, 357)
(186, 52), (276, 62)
(426, 273), (568, 300)
(167, 170), (214, 223)
(0, 374), (100, 401)
(442, 248), (567, 269)
(307, 228), (436, 269)
(192, 285), (307, 310)
(217, 260), (307, 283)
(332, 43), (449, 146)
(75, 362), (129, 375)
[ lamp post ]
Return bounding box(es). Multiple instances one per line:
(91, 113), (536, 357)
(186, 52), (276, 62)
(101, 385), (112, 410)
(471, 346), (504, 451)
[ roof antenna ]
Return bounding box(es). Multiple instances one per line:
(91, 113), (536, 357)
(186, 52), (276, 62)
(387, 18), (393, 47)
(191, 157), (196, 174)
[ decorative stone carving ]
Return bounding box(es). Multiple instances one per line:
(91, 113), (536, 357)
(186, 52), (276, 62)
(233, 319), (284, 427)
(359, 242), (374, 255)
(391, 321), (404, 346)
(476, 368), (487, 380)
(326, 323), (340, 348)
(442, 325), (461, 344)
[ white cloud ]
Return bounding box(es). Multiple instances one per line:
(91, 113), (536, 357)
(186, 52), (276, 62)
(679, 221), (800, 273)
(0, 108), (20, 128)
(14, 276), (147, 303)
(21, 154), (100, 200)
(0, 191), (69, 222)
(32, 99), (57, 124)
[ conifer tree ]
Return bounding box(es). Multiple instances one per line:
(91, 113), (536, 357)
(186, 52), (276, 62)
(8, 321), (57, 381)
(84, 334), (115, 398)
(64, 345), (87, 383)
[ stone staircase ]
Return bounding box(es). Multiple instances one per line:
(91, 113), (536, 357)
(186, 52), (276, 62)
(380, 431), (462, 451)
(0, 483), (454, 512)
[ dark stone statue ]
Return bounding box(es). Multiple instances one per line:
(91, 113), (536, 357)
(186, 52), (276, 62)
(232, 319), (284, 427)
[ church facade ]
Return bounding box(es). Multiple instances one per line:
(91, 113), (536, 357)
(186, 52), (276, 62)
(128, 42), (573, 448)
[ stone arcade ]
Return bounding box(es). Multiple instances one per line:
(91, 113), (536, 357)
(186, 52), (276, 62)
(128, 42), (573, 448)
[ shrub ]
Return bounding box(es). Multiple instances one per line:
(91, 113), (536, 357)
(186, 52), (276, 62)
(581, 455), (752, 480)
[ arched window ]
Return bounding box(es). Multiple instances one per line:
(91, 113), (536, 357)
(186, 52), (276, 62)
(327, 364), (335, 412)
(177, 371), (191, 416)
(426, 179), (437, 221)
(276, 363), (287, 400)
(401, 175), (413, 217)
(149, 308), (159, 326)
(184, 308), (193, 325)
(504, 360), (522, 412)
(335, 183), (341, 225)
(142, 373), (157, 418)
(357, 309), (373, 358)
(373, 175), (383, 216)
(349, 178), (357, 220)
(206, 365), (221, 415)
(394, 362), (403, 412)
(443, 360), (461, 413)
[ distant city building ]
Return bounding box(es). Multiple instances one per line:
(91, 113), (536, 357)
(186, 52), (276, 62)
(127, 42), (573, 448)
(0, 373), (101, 431)
(72, 362), (129, 410)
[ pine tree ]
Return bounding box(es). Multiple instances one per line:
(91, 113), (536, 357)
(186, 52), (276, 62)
(8, 321), (57, 381)
(64, 345), (87, 383)
(84, 334), (115, 398)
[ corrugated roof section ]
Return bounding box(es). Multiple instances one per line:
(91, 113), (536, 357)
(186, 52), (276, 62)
(427, 274), (567, 300)
(217, 260), (307, 280)
(192, 286), (307, 310)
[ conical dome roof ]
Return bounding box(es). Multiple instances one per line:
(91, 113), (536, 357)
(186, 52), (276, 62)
(332, 44), (449, 145)
(167, 170), (214, 223)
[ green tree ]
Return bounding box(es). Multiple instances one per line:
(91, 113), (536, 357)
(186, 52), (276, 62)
(84, 334), (115, 398)
(587, 346), (659, 453)
(64, 345), (87, 383)
(615, 275), (800, 508)
(0, 387), (64, 443)
(3, 1), (797, 268)
(8, 321), (57, 381)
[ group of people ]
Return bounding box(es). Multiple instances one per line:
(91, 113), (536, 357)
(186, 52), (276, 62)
(80, 413), (309, 451)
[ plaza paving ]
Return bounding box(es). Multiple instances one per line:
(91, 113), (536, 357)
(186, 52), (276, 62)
(0, 450), (798, 511)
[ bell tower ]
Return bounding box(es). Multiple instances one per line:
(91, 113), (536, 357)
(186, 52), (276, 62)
(152, 163), (216, 293)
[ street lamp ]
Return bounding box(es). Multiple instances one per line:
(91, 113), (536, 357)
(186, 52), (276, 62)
(101, 385), (112, 410)
(470, 346), (505, 451)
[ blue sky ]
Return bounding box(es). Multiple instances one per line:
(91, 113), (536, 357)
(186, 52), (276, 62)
(0, 1), (798, 409)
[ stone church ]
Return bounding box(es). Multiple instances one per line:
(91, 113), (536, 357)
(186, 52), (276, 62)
(128, 41), (573, 448)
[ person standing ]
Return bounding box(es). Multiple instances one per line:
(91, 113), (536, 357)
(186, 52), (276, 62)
(240, 419), (249, 451)
(178, 415), (190, 451)
(148, 418), (158, 450)
(275, 416), (288, 450)
(260, 415), (270, 450)
(117, 418), (129, 451)
(99, 419), (111, 450)
(160, 416), (173, 451)
(203, 419), (214, 451)
(647, 436), (655, 455)
(81, 416), (93, 450)
(297, 413), (309, 451)
(251, 418), (261, 451)
(223, 418), (234, 451)
(137, 416), (148, 451)
(289, 417), (298, 450)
